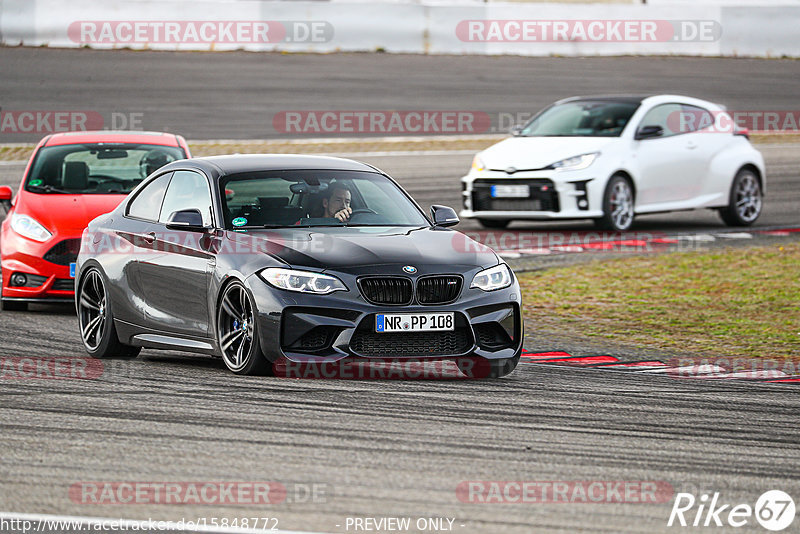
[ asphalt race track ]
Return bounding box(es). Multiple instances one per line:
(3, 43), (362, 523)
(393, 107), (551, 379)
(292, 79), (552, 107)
(1, 49), (800, 533)
(2, 49), (800, 141)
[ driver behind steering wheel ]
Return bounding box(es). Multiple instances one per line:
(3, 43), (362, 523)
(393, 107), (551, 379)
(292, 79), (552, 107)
(140, 151), (171, 178)
(322, 182), (352, 222)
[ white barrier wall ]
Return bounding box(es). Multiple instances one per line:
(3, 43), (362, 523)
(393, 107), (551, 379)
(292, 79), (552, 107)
(1, 0), (798, 57)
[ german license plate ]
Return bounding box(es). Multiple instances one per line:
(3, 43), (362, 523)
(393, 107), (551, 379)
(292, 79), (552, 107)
(69, 262), (76, 278)
(376, 312), (454, 333)
(491, 184), (530, 198)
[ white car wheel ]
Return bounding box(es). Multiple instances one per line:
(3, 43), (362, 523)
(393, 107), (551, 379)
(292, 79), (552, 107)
(596, 176), (635, 232)
(720, 168), (762, 226)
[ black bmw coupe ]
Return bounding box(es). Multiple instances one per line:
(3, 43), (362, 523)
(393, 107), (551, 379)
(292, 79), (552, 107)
(75, 155), (523, 377)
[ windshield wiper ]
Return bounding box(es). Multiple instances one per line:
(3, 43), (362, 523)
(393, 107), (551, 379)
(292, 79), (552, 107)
(27, 184), (72, 194)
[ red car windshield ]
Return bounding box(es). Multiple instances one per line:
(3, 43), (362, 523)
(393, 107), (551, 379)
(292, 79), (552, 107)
(25, 143), (186, 194)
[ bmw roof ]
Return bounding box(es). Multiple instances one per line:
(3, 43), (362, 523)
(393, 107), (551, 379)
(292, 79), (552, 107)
(162, 154), (379, 178)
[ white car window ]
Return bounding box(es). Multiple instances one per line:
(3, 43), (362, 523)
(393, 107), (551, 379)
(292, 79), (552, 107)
(679, 104), (716, 133)
(638, 103), (685, 138)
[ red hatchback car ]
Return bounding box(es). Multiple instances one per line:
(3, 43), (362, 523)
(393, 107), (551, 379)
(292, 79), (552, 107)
(0, 131), (190, 311)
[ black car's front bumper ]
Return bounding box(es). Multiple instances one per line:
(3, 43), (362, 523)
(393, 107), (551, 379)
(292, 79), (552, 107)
(247, 273), (523, 364)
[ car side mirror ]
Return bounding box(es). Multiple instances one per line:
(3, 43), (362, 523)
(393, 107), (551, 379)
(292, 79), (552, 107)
(430, 205), (459, 227)
(510, 124), (524, 136)
(0, 185), (12, 211)
(635, 124), (664, 140)
(166, 208), (207, 231)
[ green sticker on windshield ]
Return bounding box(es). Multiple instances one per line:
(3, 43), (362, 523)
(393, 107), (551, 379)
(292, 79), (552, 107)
(30, 179), (42, 186)
(232, 217), (247, 227)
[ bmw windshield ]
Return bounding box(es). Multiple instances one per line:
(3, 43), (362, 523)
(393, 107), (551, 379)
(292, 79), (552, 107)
(221, 170), (430, 229)
(520, 100), (640, 137)
(25, 143), (185, 194)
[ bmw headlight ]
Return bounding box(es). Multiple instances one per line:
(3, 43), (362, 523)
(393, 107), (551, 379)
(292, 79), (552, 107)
(548, 152), (599, 171)
(471, 264), (512, 292)
(10, 213), (52, 242)
(260, 268), (347, 295)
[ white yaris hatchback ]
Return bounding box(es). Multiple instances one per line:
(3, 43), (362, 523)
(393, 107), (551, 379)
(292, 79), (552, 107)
(461, 95), (765, 231)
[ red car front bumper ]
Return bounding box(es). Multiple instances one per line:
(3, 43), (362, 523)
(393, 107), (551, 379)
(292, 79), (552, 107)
(1, 228), (78, 303)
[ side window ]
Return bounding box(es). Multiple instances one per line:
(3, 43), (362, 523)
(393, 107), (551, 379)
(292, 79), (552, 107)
(158, 170), (213, 226)
(638, 103), (684, 138)
(126, 172), (172, 221)
(679, 104), (715, 133)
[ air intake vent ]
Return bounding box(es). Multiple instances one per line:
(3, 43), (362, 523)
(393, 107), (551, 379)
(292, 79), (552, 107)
(43, 239), (81, 266)
(350, 329), (471, 357)
(52, 279), (75, 292)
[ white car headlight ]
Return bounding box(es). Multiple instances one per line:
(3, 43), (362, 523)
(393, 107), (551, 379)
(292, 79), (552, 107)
(471, 154), (487, 172)
(259, 268), (347, 295)
(471, 264), (512, 292)
(548, 152), (599, 171)
(10, 213), (52, 242)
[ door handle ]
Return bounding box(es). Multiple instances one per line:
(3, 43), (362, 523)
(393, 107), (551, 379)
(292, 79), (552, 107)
(686, 142), (698, 150)
(142, 232), (156, 244)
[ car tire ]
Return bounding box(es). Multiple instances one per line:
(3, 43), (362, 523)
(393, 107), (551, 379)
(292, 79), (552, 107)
(1, 299), (28, 312)
(457, 354), (520, 379)
(216, 280), (273, 376)
(595, 175), (635, 232)
(478, 219), (510, 229)
(77, 267), (141, 359)
(719, 168), (763, 226)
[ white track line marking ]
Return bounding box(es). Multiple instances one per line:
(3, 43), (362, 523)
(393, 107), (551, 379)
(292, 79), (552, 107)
(0, 512), (328, 534)
(716, 232), (753, 239)
(677, 234), (716, 242)
(638, 365), (726, 375)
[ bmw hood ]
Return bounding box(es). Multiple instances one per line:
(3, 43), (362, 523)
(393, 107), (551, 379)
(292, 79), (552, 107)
(479, 136), (617, 171)
(226, 226), (499, 273)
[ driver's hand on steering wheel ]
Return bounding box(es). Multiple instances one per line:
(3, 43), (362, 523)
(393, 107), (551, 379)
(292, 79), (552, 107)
(333, 206), (352, 222)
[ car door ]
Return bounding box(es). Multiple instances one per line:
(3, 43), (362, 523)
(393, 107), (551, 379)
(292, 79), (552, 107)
(137, 169), (216, 337)
(120, 172), (173, 324)
(677, 104), (731, 200)
(632, 103), (708, 207)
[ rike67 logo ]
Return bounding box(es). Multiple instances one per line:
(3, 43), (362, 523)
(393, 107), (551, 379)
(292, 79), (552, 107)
(668, 490), (795, 531)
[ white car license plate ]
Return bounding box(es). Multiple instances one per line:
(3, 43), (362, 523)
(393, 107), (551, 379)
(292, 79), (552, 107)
(491, 184), (530, 198)
(376, 312), (454, 333)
